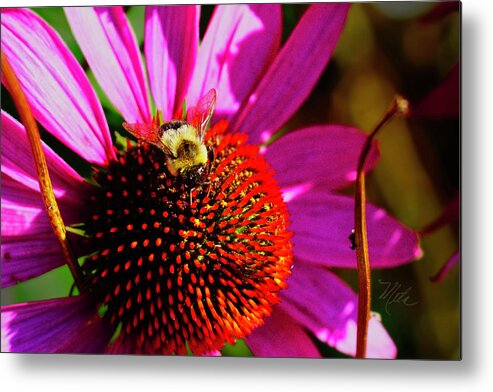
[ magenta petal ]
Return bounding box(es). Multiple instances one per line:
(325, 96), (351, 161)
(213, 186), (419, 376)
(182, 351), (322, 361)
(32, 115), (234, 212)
(186, 4), (282, 122)
(1, 295), (110, 353)
(232, 3), (349, 143)
(264, 125), (379, 191)
(1, 8), (114, 165)
(281, 265), (397, 358)
(287, 191), (422, 268)
(1, 111), (88, 209)
(65, 7), (151, 123)
(1, 176), (75, 287)
(246, 306), (320, 358)
(145, 5), (199, 119)
(2, 176), (53, 237)
(0, 112), (88, 287)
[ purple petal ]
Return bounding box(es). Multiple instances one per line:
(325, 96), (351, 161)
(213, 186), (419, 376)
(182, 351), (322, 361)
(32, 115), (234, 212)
(145, 5), (199, 119)
(1, 8), (114, 165)
(1, 111), (89, 209)
(1, 295), (110, 353)
(281, 265), (397, 358)
(287, 191), (422, 268)
(264, 125), (379, 191)
(231, 3), (349, 144)
(186, 4), (282, 122)
(65, 7), (151, 123)
(1, 237), (66, 288)
(246, 306), (320, 358)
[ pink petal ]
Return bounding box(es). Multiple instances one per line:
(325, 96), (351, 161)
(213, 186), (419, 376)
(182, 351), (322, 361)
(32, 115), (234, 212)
(280, 265), (397, 358)
(65, 7), (151, 123)
(245, 306), (321, 358)
(1, 111), (89, 285)
(186, 4), (282, 122)
(231, 3), (349, 144)
(287, 191), (422, 268)
(2, 176), (54, 237)
(1, 295), (110, 353)
(145, 5), (199, 119)
(1, 8), (114, 165)
(1, 176), (80, 287)
(1, 110), (89, 208)
(264, 125), (379, 191)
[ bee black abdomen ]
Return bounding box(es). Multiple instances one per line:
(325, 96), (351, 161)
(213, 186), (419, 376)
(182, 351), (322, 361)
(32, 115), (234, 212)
(159, 120), (187, 134)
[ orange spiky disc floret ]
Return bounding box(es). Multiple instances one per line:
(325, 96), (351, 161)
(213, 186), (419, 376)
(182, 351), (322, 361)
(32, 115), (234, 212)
(83, 121), (293, 355)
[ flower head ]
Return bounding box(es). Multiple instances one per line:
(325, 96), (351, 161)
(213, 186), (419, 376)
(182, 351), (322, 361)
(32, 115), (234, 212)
(83, 120), (292, 354)
(1, 4), (421, 357)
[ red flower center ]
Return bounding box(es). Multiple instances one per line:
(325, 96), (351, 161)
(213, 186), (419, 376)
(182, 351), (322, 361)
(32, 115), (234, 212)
(82, 121), (293, 354)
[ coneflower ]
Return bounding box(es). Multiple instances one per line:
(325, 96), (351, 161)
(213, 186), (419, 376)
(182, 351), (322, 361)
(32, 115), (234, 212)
(1, 4), (420, 357)
(83, 120), (293, 354)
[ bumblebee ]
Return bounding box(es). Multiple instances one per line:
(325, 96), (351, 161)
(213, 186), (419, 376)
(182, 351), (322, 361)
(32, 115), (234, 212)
(123, 89), (216, 188)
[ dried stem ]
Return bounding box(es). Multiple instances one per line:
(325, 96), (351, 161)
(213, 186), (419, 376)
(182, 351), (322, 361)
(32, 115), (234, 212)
(355, 96), (409, 358)
(1, 52), (83, 290)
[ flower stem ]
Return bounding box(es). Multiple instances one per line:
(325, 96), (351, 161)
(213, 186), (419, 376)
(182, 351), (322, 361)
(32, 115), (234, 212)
(1, 52), (83, 290)
(355, 95), (409, 358)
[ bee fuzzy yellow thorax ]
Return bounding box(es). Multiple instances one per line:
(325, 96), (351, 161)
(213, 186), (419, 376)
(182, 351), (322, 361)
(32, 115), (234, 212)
(160, 124), (208, 176)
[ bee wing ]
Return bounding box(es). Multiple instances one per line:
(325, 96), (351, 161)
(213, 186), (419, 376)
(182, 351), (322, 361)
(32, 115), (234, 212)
(122, 122), (173, 156)
(187, 88), (216, 142)
(123, 122), (160, 143)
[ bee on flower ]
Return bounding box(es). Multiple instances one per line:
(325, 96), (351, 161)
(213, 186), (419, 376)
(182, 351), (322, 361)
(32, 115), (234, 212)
(1, 4), (420, 357)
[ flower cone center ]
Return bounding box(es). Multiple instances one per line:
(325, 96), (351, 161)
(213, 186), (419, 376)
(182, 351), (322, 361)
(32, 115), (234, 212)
(82, 122), (293, 355)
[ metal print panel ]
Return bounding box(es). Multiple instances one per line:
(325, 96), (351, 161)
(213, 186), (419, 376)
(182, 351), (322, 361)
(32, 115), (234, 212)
(0, 2), (460, 359)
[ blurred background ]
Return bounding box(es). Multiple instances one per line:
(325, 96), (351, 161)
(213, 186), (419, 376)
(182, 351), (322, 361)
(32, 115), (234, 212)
(1, 2), (460, 359)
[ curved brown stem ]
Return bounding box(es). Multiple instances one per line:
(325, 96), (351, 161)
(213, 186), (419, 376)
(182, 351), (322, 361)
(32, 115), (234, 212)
(1, 52), (83, 290)
(355, 96), (409, 358)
